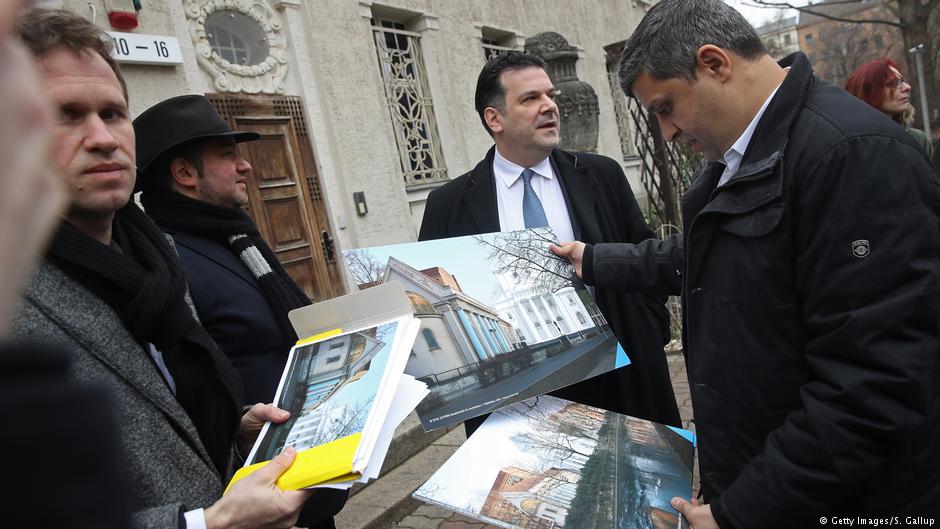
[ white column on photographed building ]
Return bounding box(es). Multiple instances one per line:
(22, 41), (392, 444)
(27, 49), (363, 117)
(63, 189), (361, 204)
(471, 312), (497, 358)
(520, 298), (545, 341)
(480, 317), (503, 354)
(506, 306), (530, 344)
(489, 318), (512, 353)
(490, 318), (509, 353)
(533, 297), (553, 340)
(456, 308), (489, 361)
(546, 293), (571, 333)
(535, 295), (560, 338)
(544, 294), (565, 334)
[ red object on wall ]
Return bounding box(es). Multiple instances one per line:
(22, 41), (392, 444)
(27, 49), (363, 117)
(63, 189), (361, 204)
(108, 10), (138, 30)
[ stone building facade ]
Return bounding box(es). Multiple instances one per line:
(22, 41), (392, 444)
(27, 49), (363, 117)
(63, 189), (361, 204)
(755, 15), (800, 60)
(41, 0), (651, 297)
(797, 0), (903, 86)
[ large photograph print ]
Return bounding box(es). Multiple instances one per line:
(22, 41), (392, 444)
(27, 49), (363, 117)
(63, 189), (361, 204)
(414, 395), (695, 529)
(343, 228), (630, 430)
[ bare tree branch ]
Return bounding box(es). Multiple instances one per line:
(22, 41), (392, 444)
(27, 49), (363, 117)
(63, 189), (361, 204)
(344, 249), (386, 288)
(475, 228), (575, 295)
(746, 0), (904, 27)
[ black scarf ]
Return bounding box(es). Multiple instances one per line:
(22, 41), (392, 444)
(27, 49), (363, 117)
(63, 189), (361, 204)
(140, 189), (310, 343)
(47, 204), (242, 477)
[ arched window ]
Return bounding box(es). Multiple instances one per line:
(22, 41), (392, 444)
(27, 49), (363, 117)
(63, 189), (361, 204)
(422, 328), (440, 350)
(576, 312), (587, 325)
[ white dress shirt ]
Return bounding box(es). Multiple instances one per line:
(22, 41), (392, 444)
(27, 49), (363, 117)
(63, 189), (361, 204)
(493, 148), (576, 243)
(184, 509), (207, 529)
(718, 78), (785, 187)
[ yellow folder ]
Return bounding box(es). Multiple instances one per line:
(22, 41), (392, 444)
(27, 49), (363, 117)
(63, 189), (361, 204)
(227, 282), (415, 493)
(226, 432), (362, 492)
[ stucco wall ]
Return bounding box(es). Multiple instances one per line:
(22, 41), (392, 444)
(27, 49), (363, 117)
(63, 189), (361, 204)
(39, 0), (651, 262)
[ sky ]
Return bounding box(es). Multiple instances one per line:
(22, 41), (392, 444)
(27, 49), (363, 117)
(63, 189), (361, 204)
(345, 236), (506, 305)
(415, 397), (567, 511)
(724, 0), (800, 29)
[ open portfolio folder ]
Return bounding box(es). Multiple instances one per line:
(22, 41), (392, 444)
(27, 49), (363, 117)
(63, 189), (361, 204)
(227, 282), (426, 491)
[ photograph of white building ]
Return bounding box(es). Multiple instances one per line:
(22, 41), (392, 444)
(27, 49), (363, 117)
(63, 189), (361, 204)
(491, 267), (605, 347)
(343, 228), (626, 430)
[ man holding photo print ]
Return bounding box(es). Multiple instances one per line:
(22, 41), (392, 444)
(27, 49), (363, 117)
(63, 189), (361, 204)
(419, 52), (681, 434)
(552, 0), (940, 526)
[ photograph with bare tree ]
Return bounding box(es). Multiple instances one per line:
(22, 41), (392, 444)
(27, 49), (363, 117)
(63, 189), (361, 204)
(247, 319), (403, 465)
(414, 395), (695, 529)
(343, 228), (631, 431)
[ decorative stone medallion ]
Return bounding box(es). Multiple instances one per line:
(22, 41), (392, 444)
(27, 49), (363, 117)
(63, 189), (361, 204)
(184, 0), (288, 94)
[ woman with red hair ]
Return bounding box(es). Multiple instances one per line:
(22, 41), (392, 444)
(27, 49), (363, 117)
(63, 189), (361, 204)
(845, 59), (934, 158)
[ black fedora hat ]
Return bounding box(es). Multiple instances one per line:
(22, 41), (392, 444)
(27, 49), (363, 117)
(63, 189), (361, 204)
(133, 94), (259, 183)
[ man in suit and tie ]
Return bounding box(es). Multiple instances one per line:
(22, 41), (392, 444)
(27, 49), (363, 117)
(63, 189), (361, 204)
(419, 52), (681, 434)
(135, 95), (346, 529)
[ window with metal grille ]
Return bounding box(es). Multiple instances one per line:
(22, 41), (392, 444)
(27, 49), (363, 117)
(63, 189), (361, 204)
(371, 18), (448, 188)
(480, 27), (520, 61)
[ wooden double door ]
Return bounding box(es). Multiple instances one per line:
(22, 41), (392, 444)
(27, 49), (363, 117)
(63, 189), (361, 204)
(207, 94), (341, 302)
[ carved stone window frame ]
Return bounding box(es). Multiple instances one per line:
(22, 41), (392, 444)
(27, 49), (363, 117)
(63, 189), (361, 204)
(185, 0), (289, 94)
(361, 2), (449, 189)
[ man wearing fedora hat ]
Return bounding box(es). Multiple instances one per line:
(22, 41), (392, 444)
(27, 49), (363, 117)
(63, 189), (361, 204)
(136, 94), (346, 529)
(135, 94), (310, 408)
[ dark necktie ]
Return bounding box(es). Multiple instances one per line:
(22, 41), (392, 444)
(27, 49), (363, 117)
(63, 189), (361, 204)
(521, 168), (549, 229)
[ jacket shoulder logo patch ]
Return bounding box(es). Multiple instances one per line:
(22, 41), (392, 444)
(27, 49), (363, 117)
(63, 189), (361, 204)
(852, 239), (870, 259)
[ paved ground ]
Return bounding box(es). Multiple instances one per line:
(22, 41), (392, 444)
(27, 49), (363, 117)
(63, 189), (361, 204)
(423, 332), (617, 428)
(377, 353), (696, 529)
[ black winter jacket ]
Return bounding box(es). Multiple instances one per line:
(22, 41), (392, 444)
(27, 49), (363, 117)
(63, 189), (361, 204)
(584, 53), (940, 527)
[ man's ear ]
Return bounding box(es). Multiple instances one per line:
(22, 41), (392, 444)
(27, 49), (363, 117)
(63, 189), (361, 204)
(169, 157), (198, 191)
(484, 107), (503, 134)
(696, 45), (733, 82)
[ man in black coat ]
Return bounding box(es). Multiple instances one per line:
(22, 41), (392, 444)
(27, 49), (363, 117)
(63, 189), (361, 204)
(553, 1), (940, 527)
(419, 52), (681, 434)
(12, 9), (312, 528)
(134, 95), (345, 529)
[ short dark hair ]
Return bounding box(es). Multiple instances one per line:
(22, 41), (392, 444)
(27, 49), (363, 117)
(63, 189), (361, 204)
(618, 0), (766, 97)
(16, 8), (129, 102)
(474, 52), (549, 135)
(140, 140), (207, 192)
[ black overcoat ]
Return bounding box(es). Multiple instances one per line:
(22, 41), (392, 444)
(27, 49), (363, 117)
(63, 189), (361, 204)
(588, 53), (940, 526)
(168, 231), (346, 528)
(419, 146), (682, 428)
